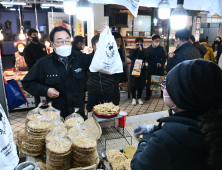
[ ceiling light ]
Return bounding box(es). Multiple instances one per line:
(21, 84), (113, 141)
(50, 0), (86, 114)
(41, 3), (63, 7)
(0, 30), (4, 41)
(170, 0), (187, 30)
(64, 0), (78, 15)
(9, 8), (16, 11)
(76, 0), (92, 21)
(158, 0), (171, 19)
(0, 2), (26, 5)
(18, 7), (26, 40)
(154, 18), (158, 26)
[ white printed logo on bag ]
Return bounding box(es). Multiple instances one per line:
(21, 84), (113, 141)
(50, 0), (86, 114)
(0, 115), (6, 135)
(104, 42), (115, 69)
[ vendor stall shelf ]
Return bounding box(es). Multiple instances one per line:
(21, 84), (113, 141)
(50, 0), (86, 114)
(93, 113), (132, 151)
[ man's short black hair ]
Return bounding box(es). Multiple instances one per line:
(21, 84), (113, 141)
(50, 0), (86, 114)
(49, 26), (71, 42)
(27, 28), (38, 37)
(199, 38), (207, 43)
(135, 37), (144, 43)
(74, 36), (84, 45)
(189, 35), (195, 43)
(175, 29), (190, 41)
(112, 32), (122, 40)
(91, 34), (100, 45)
(152, 35), (160, 40)
(15, 42), (26, 50)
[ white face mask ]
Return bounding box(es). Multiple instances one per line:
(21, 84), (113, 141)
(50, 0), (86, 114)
(45, 43), (50, 47)
(117, 46), (120, 49)
(175, 39), (180, 48)
(154, 42), (159, 47)
(54, 45), (72, 58)
(163, 94), (177, 109)
(18, 48), (24, 53)
(82, 45), (85, 50)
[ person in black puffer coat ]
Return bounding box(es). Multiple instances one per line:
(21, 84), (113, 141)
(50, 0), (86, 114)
(131, 59), (222, 170)
(86, 34), (115, 112)
(166, 29), (201, 72)
(129, 37), (147, 106)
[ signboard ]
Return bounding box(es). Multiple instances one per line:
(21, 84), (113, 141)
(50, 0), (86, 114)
(77, 21), (84, 36)
(48, 12), (71, 34)
(195, 16), (201, 42)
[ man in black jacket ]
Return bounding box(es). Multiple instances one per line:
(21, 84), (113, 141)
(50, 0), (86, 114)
(22, 26), (92, 119)
(72, 35), (85, 52)
(24, 28), (48, 70)
(86, 34), (115, 112)
(189, 35), (207, 58)
(146, 35), (166, 100)
(166, 29), (201, 72)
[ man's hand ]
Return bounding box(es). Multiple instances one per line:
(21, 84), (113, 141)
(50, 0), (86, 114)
(97, 22), (107, 33)
(134, 124), (155, 138)
(123, 82), (128, 87)
(168, 52), (175, 58)
(47, 88), (59, 98)
(157, 63), (162, 67)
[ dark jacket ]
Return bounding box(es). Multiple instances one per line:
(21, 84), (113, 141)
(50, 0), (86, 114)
(193, 42), (207, 58)
(131, 111), (216, 170)
(72, 45), (81, 52)
(212, 44), (222, 64)
(23, 42), (48, 70)
(116, 48), (128, 83)
(146, 45), (166, 76)
(129, 48), (147, 88)
(21, 52), (93, 118)
(87, 53), (115, 96)
(166, 42), (201, 72)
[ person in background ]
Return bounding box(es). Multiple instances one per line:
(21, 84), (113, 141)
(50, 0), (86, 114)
(13, 42), (28, 71)
(45, 39), (53, 54)
(212, 36), (222, 64)
(72, 35), (85, 52)
(166, 29), (201, 72)
(189, 35), (207, 58)
(199, 38), (215, 62)
(129, 37), (147, 106)
(22, 26), (93, 119)
(146, 35), (166, 100)
(131, 59), (222, 170)
(86, 34), (115, 112)
(112, 32), (128, 106)
(24, 28), (48, 70)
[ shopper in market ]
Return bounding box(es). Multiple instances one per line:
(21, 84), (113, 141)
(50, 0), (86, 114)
(22, 26), (93, 119)
(131, 59), (222, 170)
(129, 37), (147, 105)
(199, 38), (215, 62)
(24, 28), (48, 70)
(86, 34), (115, 112)
(13, 42), (28, 71)
(112, 32), (128, 106)
(72, 35), (85, 52)
(166, 29), (201, 72)
(212, 36), (222, 63)
(145, 34), (166, 100)
(189, 35), (207, 58)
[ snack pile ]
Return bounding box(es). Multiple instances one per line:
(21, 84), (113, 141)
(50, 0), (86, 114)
(93, 103), (119, 115)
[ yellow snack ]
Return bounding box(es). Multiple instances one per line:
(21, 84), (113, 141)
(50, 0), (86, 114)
(123, 145), (137, 159)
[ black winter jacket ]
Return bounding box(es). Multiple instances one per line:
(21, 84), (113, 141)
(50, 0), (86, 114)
(21, 52), (92, 118)
(193, 42), (207, 58)
(87, 53), (115, 95)
(146, 45), (166, 76)
(23, 42), (48, 70)
(131, 111), (216, 170)
(166, 42), (201, 72)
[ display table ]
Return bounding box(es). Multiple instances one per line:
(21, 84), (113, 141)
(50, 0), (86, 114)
(93, 113), (132, 150)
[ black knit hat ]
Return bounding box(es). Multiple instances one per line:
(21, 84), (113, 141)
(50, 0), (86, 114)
(166, 59), (222, 112)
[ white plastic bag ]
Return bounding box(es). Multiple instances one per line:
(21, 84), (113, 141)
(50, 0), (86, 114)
(89, 26), (123, 75)
(0, 104), (19, 170)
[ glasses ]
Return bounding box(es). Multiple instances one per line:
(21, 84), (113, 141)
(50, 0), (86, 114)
(160, 80), (166, 91)
(55, 40), (71, 46)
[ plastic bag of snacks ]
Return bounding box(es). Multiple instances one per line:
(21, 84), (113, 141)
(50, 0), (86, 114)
(67, 123), (84, 141)
(41, 102), (60, 121)
(45, 125), (67, 144)
(64, 108), (84, 129)
(48, 117), (65, 131)
(46, 136), (72, 170)
(26, 103), (43, 125)
(71, 130), (98, 168)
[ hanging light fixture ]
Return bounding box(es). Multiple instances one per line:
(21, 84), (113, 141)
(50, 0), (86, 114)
(153, 18), (158, 26)
(64, 0), (78, 15)
(76, 0), (92, 21)
(170, 0), (187, 30)
(18, 7), (26, 40)
(0, 30), (4, 40)
(158, 0), (171, 19)
(35, 3), (41, 39)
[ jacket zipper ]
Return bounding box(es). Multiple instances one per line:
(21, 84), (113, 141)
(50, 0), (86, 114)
(57, 58), (74, 71)
(99, 73), (103, 96)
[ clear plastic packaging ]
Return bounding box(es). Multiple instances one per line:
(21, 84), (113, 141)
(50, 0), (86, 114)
(48, 117), (65, 131)
(41, 102), (60, 121)
(64, 108), (84, 129)
(26, 103), (43, 125)
(45, 125), (68, 143)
